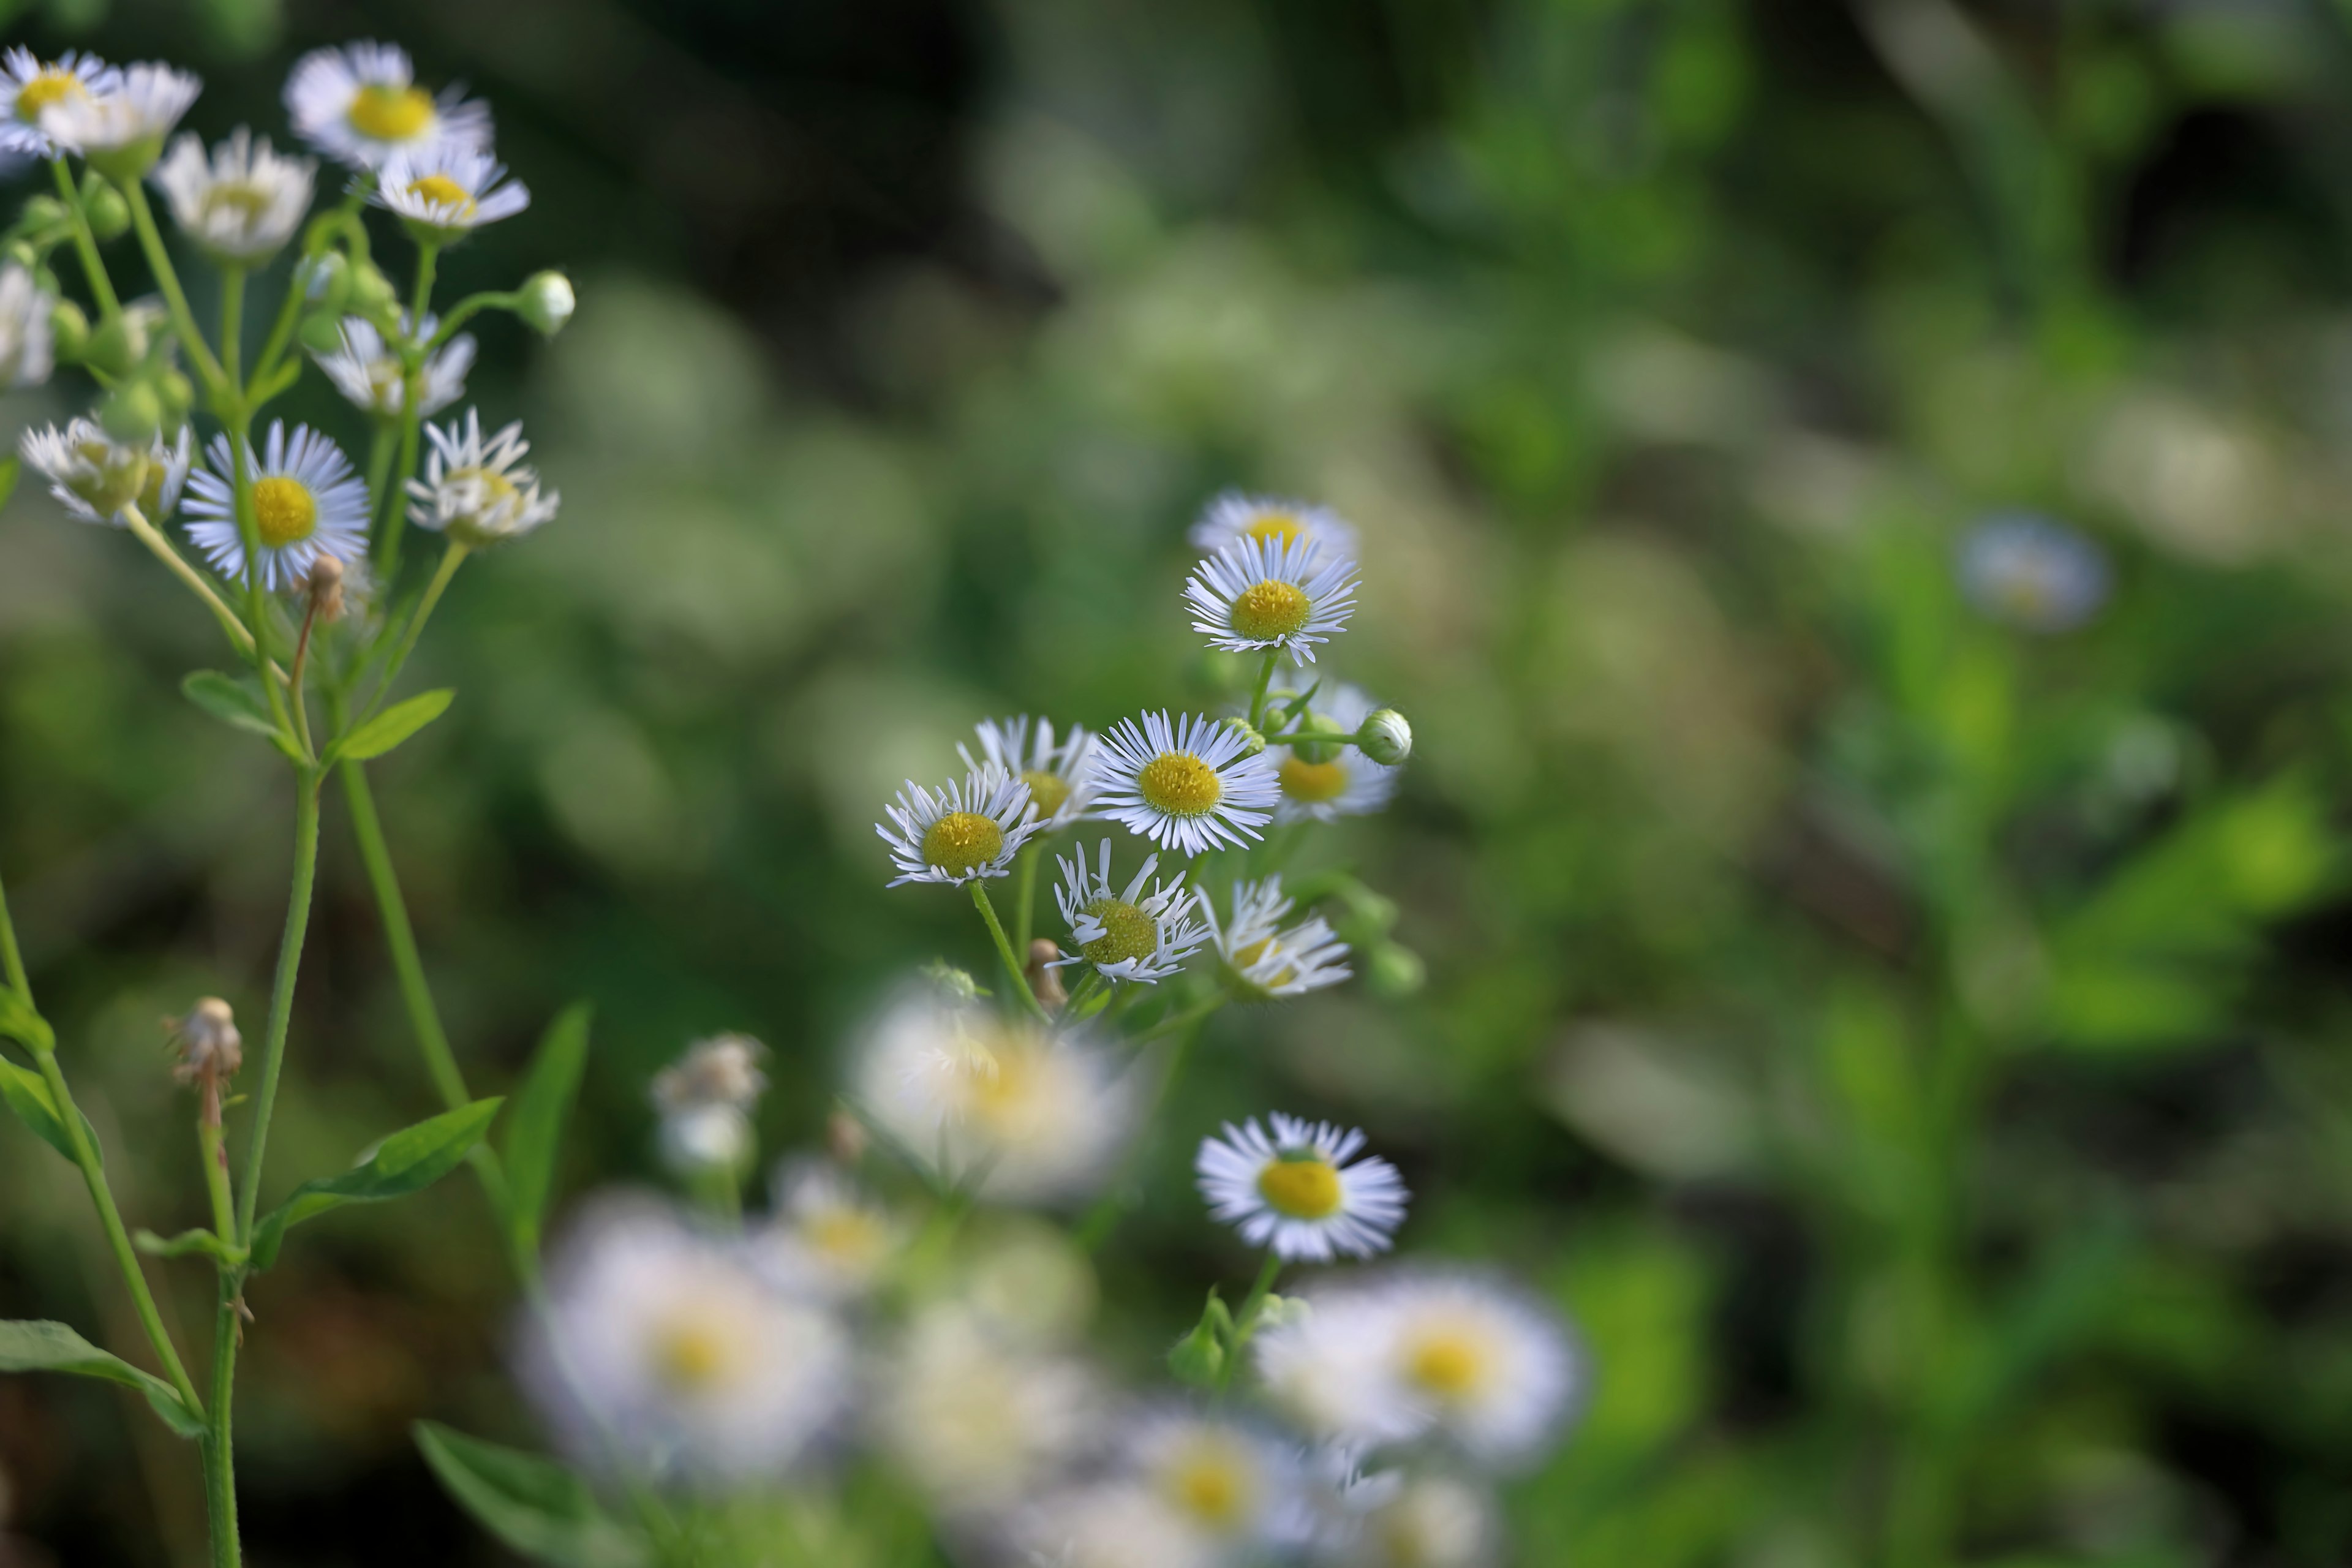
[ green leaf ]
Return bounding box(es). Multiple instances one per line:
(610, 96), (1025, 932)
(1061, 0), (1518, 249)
(0, 1321), (202, 1438)
(415, 1422), (650, 1568)
(0, 1054), (97, 1166)
(336, 690), (454, 763)
(134, 1228), (247, 1267)
(0, 454), (20, 513)
(503, 1003), (591, 1257)
(249, 1098), (502, 1269)
(181, 671), (280, 739)
(0, 987), (51, 1051)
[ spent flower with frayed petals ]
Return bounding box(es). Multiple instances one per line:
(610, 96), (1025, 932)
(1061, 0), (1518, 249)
(876, 1303), (1103, 1515)
(0, 263), (53, 389)
(962, 715), (1098, 829)
(165, 997), (243, 1121)
(21, 420), (190, 526)
(756, 1159), (900, 1300)
(1205, 876), (1351, 1000)
(152, 129), (315, 262)
(652, 1033), (767, 1174)
(312, 312), (473, 418)
(1268, 684), (1400, 824)
(1197, 1113), (1408, 1262)
(1091, 710), (1280, 857)
(518, 1197), (852, 1483)
(1189, 490), (1357, 558)
(406, 409), (559, 546)
(284, 41), (491, 170)
(1185, 535), (1359, 665)
(184, 421), (369, 589)
(372, 143), (529, 238)
(878, 761), (1041, 888)
(0, 49), (119, 159)
(40, 62), (200, 174)
(1958, 512), (2110, 634)
(1052, 840), (1208, 984)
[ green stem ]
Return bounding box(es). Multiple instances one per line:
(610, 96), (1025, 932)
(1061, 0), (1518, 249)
(423, 288), (517, 349)
(379, 243), (439, 582)
(337, 759), (466, 1111)
(49, 158), (121, 320)
(0, 851), (28, 1002)
(1246, 650), (1279, 730)
(118, 502), (257, 661)
(202, 1279), (239, 1568)
(233, 778), (322, 1243)
(1213, 1253), (1284, 1398)
(1077, 1003), (1217, 1251)
(1013, 843), (1040, 954)
(197, 1120), (235, 1245)
(361, 541), (466, 725)
(970, 883), (1048, 1022)
(218, 266), (244, 388)
(120, 179), (227, 399)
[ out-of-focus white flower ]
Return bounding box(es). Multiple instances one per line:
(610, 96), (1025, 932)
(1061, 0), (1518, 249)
(1197, 1113), (1408, 1262)
(405, 409), (559, 547)
(0, 263), (51, 389)
(1125, 1409), (1306, 1553)
(183, 421), (369, 590)
(961, 715), (1098, 829)
(151, 129), (314, 262)
(518, 1197), (852, 1483)
(1091, 711), (1280, 858)
(0, 48), (119, 159)
(1019, 1484), (1218, 1568)
(1188, 490), (1357, 559)
(651, 1034), (767, 1175)
(312, 313), (473, 418)
(284, 41), (491, 170)
(39, 62), (200, 167)
(1267, 684), (1399, 824)
(852, 988), (1135, 1204)
(1052, 839), (1208, 984)
(1318, 1470), (1497, 1568)
(876, 1303), (1102, 1515)
(20, 420), (189, 526)
(371, 143), (529, 238)
(1956, 513), (2109, 634)
(1204, 877), (1351, 1000)
(755, 1159), (900, 1300)
(1185, 535), (1358, 666)
(878, 762), (1041, 888)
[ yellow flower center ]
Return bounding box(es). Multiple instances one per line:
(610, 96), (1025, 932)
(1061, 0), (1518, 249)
(1256, 1155), (1343, 1219)
(1164, 1446), (1251, 1529)
(806, 1208), (886, 1265)
(653, 1318), (734, 1393)
(202, 181), (276, 225)
(1403, 1328), (1488, 1400)
(1080, 898), (1157, 967)
(251, 475), (318, 547)
(1228, 579), (1311, 641)
(1242, 511), (1303, 548)
(347, 82), (434, 143)
(1138, 752), (1221, 817)
(15, 70), (85, 124)
(1278, 755), (1350, 803)
(1021, 767), (1069, 817)
(405, 173), (475, 216)
(964, 1045), (1038, 1134)
(921, 811), (1004, 877)
(70, 438), (148, 514)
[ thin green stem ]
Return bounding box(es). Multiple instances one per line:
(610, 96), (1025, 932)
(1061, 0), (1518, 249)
(1014, 843), (1041, 954)
(202, 1278), (239, 1568)
(233, 778), (323, 1243)
(379, 242), (439, 582)
(424, 288), (517, 349)
(120, 179), (227, 398)
(361, 541), (466, 725)
(50, 158), (121, 320)
(970, 883), (1049, 1022)
(197, 1119), (236, 1245)
(1213, 1253), (1284, 1398)
(217, 266), (245, 388)
(0, 852), (28, 1002)
(337, 758), (466, 1111)
(1246, 650), (1280, 730)
(361, 423), (396, 542)
(118, 502), (258, 661)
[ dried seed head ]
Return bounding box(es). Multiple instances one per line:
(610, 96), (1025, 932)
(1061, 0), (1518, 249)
(303, 553), (345, 622)
(168, 997), (243, 1084)
(1026, 938), (1069, 1010)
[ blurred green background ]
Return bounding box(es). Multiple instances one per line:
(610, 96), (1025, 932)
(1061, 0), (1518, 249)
(11, 0), (2352, 1562)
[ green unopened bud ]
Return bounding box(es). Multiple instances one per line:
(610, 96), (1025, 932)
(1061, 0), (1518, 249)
(0, 240), (34, 272)
(518, 270), (574, 337)
(298, 311), (346, 356)
(1219, 717), (1267, 757)
(1167, 1320), (1227, 1388)
(82, 182), (130, 241)
(48, 299), (88, 361)
(156, 369), (194, 423)
(1366, 941), (1425, 998)
(98, 381), (163, 444)
(1287, 710), (1349, 764)
(18, 195), (67, 239)
(84, 313), (143, 379)
(302, 251), (351, 314)
(1255, 1294), (1312, 1330)
(920, 960), (980, 1001)
(349, 261), (400, 328)
(1355, 709), (1412, 766)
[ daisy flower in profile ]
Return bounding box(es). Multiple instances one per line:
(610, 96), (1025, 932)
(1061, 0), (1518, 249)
(1092, 711), (1280, 857)
(40, 62), (200, 170)
(960, 715), (1097, 829)
(183, 422), (369, 590)
(876, 1303), (1103, 1515)
(0, 49), (118, 158)
(517, 1197), (852, 1483)
(1124, 1410), (1305, 1554)
(21, 421), (190, 526)
(283, 41), (491, 170)
(1052, 840), (1209, 984)
(650, 1033), (767, 1175)
(1197, 1113), (1408, 1262)
(152, 129), (315, 262)
(1268, 684), (1400, 824)
(0, 263), (55, 389)
(312, 313), (473, 419)
(756, 1158), (900, 1300)
(1205, 877), (1351, 1001)
(372, 143), (529, 239)
(406, 409), (560, 547)
(878, 761), (1041, 888)
(1958, 512), (2109, 635)
(1185, 535), (1359, 666)
(1189, 490), (1357, 559)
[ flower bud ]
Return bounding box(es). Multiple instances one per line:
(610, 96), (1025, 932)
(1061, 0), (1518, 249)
(156, 369), (194, 423)
(302, 251), (352, 313)
(298, 310), (345, 356)
(83, 182), (130, 241)
(1219, 716), (1267, 757)
(0, 240), (34, 272)
(1355, 708), (1412, 766)
(517, 270), (574, 337)
(1365, 941), (1425, 998)
(1287, 710), (1349, 764)
(349, 260), (400, 329)
(1027, 938), (1069, 1010)
(98, 380), (162, 444)
(49, 299), (88, 362)
(83, 313), (142, 379)
(303, 555), (346, 623)
(170, 998), (243, 1127)
(18, 195), (67, 239)
(826, 1106), (869, 1166)
(921, 960), (981, 1001)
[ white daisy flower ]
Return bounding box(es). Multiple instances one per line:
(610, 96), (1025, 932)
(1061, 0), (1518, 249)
(876, 1303), (1103, 1515)
(0, 262), (55, 389)
(960, 715), (1098, 829)
(1124, 1409), (1306, 1552)
(853, 988), (1136, 1205)
(1196, 1113), (1408, 1263)
(1189, 490), (1357, 559)
(516, 1197), (853, 1483)
(21, 420), (190, 527)
(878, 761), (1041, 888)
(151, 129), (315, 262)
(1090, 710), (1280, 857)
(371, 142), (529, 239)
(1184, 535), (1359, 666)
(282, 41), (491, 170)
(755, 1159), (900, 1300)
(650, 1033), (767, 1175)
(1319, 1471), (1497, 1568)
(1051, 840), (1209, 984)
(183, 421), (370, 590)
(1268, 684), (1401, 823)
(1205, 877), (1352, 1000)
(0, 49), (119, 159)
(405, 409), (560, 547)
(1019, 1484), (1219, 1568)
(39, 62), (200, 164)
(312, 312), (474, 418)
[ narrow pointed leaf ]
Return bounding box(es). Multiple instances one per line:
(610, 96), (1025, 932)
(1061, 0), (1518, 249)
(415, 1422), (650, 1568)
(181, 671), (280, 739)
(0, 1321), (202, 1437)
(503, 1003), (591, 1257)
(336, 690), (454, 763)
(0, 1054), (98, 1166)
(250, 1098), (502, 1268)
